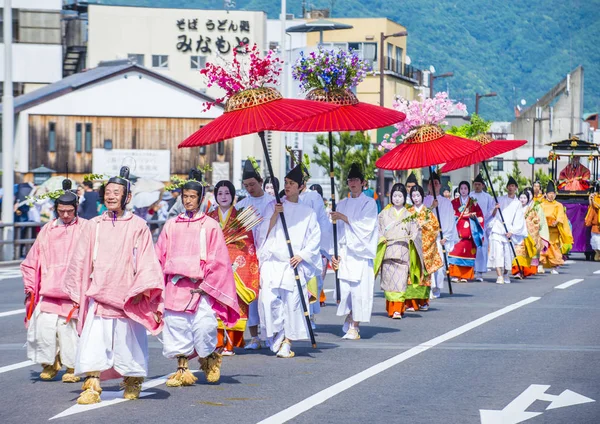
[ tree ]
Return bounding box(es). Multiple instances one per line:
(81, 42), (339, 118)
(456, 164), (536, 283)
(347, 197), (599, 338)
(533, 168), (553, 190)
(312, 131), (382, 199)
(446, 114), (492, 138)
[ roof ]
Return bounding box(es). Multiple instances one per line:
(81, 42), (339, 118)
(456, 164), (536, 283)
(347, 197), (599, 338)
(0, 61), (222, 114)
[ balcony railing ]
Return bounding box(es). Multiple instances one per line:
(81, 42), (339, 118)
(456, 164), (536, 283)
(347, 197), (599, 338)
(373, 57), (423, 84)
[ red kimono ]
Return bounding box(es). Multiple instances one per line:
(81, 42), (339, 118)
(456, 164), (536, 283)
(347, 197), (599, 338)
(448, 197), (485, 280)
(208, 207), (260, 350)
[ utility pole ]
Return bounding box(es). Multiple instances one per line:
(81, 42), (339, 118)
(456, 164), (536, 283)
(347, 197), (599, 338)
(430, 72), (454, 98)
(475, 92), (497, 115)
(2, 2), (15, 260)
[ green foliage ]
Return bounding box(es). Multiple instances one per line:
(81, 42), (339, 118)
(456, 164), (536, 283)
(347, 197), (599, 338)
(312, 132), (382, 198)
(446, 114), (492, 138)
(534, 168), (553, 190)
(509, 160), (530, 189)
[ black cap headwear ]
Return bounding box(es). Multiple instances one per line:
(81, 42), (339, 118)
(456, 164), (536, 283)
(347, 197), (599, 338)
(474, 174), (485, 184)
(406, 172), (418, 184)
(506, 176), (518, 188)
(243, 157), (262, 181)
(285, 164), (305, 186)
(429, 171), (441, 183)
(54, 179), (79, 217)
(347, 162), (364, 181)
(546, 180), (556, 193)
(182, 168), (205, 199)
(102, 166), (131, 210)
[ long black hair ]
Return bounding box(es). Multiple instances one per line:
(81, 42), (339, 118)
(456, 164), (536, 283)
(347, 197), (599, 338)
(214, 180), (236, 207)
(263, 176), (280, 193)
(389, 183), (407, 206)
(410, 184), (425, 204)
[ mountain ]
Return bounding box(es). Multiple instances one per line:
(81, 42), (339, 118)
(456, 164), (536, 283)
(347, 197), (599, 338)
(96, 0), (600, 122)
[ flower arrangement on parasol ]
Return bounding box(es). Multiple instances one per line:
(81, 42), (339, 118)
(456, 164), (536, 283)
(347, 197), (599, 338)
(178, 43), (341, 348)
(376, 92), (478, 295)
(282, 47), (406, 303)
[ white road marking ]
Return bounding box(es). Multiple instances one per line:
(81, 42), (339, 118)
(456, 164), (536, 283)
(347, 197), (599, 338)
(594, 270), (600, 275)
(0, 360), (35, 374)
(480, 384), (595, 424)
(0, 269), (23, 281)
(0, 308), (25, 318)
(258, 296), (541, 424)
(50, 370), (201, 420)
(554, 279), (584, 290)
(563, 260), (575, 265)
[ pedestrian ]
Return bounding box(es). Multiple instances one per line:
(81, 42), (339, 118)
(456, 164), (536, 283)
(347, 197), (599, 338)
(448, 181), (485, 282)
(263, 176), (279, 197)
(405, 172), (418, 205)
(513, 189), (549, 277)
(78, 181), (99, 220)
(236, 158), (275, 350)
(532, 180), (544, 202)
(377, 183), (422, 319)
(156, 170), (239, 386)
(257, 163), (321, 358)
(63, 167), (164, 404)
(585, 183), (600, 261)
(21, 180), (87, 383)
(408, 185), (443, 305)
(470, 174), (495, 281)
(208, 180), (260, 355)
(424, 172), (457, 296)
(487, 177), (528, 284)
(540, 181), (573, 274)
(331, 163), (378, 340)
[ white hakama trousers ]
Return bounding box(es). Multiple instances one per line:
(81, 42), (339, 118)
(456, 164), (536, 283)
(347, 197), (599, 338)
(258, 285), (309, 352)
(431, 238), (450, 291)
(591, 233), (600, 250)
(162, 296), (217, 359)
(75, 299), (148, 377)
(27, 304), (78, 368)
(337, 263), (374, 323)
(488, 238), (514, 271)
(474, 236), (489, 274)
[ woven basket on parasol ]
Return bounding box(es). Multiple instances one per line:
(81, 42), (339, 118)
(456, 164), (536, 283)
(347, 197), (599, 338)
(178, 87), (339, 148)
(279, 88), (406, 132)
(375, 124), (481, 170)
(440, 133), (527, 173)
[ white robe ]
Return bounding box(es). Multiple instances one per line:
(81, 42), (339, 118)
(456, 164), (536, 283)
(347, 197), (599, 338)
(235, 192), (275, 327)
(487, 195), (528, 270)
(333, 193), (378, 323)
(424, 194), (457, 290)
(470, 190), (495, 273)
(27, 304), (78, 368)
(257, 199), (321, 348)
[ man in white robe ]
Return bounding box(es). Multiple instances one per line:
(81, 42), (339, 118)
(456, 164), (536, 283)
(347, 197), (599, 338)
(470, 174), (495, 281)
(235, 158), (275, 349)
(487, 177), (528, 284)
(258, 164), (321, 358)
(331, 163), (378, 340)
(424, 172), (457, 298)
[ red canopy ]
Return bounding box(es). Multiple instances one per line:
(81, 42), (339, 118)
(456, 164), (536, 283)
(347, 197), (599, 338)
(440, 134), (528, 173)
(376, 125), (480, 170)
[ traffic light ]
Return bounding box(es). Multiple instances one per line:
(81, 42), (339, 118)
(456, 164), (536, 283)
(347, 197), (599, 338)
(528, 157), (535, 165)
(528, 157), (550, 165)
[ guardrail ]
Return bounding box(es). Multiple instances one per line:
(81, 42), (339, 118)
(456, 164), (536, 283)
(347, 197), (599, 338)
(0, 219), (168, 261)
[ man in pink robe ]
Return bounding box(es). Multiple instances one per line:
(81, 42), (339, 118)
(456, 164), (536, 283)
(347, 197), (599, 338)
(155, 169), (239, 387)
(21, 180), (87, 383)
(558, 156), (591, 191)
(63, 167), (164, 405)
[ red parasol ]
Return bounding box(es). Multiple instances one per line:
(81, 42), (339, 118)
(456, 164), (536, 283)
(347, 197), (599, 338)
(278, 89), (405, 303)
(440, 134), (527, 172)
(279, 89), (406, 132)
(376, 124), (481, 170)
(178, 88), (338, 147)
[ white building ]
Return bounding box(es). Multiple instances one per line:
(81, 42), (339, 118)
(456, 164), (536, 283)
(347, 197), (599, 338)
(0, 0), (62, 95)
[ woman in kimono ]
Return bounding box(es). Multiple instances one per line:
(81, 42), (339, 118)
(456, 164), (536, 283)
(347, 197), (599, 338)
(208, 180), (260, 355)
(407, 185), (443, 308)
(513, 189), (549, 277)
(377, 184), (422, 319)
(448, 181), (485, 282)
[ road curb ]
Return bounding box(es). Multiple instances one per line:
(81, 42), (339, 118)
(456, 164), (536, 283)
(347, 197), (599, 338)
(0, 260), (22, 268)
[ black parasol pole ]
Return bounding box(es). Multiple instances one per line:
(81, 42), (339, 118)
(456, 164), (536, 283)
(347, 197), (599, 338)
(430, 178), (453, 295)
(259, 131), (317, 348)
(482, 161), (524, 278)
(328, 132), (341, 303)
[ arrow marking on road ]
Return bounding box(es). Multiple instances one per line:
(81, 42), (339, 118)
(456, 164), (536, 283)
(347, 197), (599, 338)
(49, 370), (202, 420)
(480, 384), (595, 424)
(554, 279), (584, 289)
(0, 308), (25, 318)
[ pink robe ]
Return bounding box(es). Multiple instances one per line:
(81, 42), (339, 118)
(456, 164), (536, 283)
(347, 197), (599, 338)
(155, 212), (240, 328)
(21, 218), (88, 324)
(63, 212), (164, 336)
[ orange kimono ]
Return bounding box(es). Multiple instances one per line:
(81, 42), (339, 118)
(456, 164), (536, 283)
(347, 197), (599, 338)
(208, 207), (260, 351)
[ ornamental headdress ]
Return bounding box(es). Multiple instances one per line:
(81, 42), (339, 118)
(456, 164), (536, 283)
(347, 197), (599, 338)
(100, 166), (132, 210)
(165, 165), (210, 199)
(243, 156), (262, 181)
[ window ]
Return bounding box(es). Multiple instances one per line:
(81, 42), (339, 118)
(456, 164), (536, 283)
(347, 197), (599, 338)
(395, 46), (403, 74)
(152, 55), (169, 69)
(190, 55), (206, 70)
(199, 146), (206, 155)
(387, 43), (393, 71)
(48, 122), (56, 152)
(0, 8), (19, 43)
(495, 158), (504, 172)
(75, 123), (82, 153)
(217, 141), (225, 156)
(128, 54), (144, 66)
(84, 123), (92, 153)
(348, 42), (377, 68)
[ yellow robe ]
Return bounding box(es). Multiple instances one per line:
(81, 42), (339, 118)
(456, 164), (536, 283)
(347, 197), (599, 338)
(540, 199), (573, 268)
